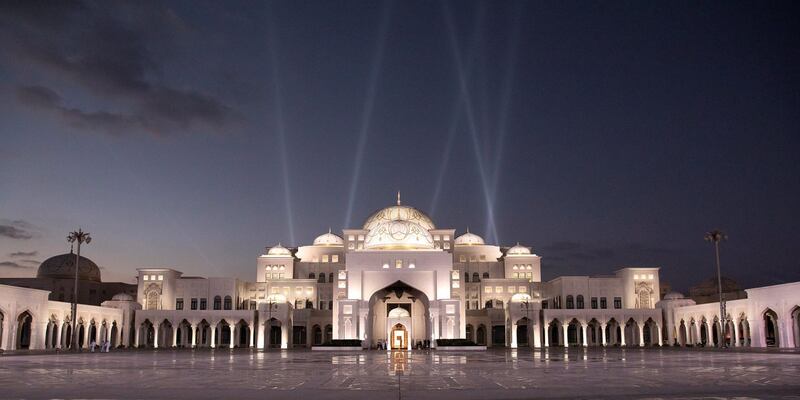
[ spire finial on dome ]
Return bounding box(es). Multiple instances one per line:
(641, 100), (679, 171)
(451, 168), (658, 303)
(396, 191), (401, 205)
(466, 227), (470, 233)
(328, 227), (332, 234)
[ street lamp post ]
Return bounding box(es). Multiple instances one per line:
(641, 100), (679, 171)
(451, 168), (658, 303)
(67, 228), (91, 351)
(704, 229), (727, 348)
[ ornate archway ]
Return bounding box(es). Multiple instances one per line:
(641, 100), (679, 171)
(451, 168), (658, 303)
(367, 281), (430, 350)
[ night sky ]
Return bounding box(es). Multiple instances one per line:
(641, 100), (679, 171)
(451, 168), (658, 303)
(1, 1), (798, 292)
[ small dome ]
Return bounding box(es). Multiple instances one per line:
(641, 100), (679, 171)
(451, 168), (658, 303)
(506, 244), (531, 256)
(266, 244), (292, 256)
(663, 292), (685, 300)
(313, 230), (344, 246)
(454, 230), (485, 246)
(37, 252), (101, 282)
(363, 193), (435, 231)
(111, 292), (134, 301)
(364, 220), (434, 250)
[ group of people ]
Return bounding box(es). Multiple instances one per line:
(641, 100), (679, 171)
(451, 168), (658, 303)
(88, 339), (112, 353)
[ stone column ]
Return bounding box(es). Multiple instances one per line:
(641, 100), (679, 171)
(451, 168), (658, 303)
(172, 325), (178, 347)
(733, 321), (740, 347)
(657, 324), (663, 346)
(581, 324), (588, 347)
(620, 324), (626, 347)
(257, 323), (265, 349)
(153, 325), (159, 348)
(210, 324), (216, 348)
(511, 322), (518, 348)
(134, 324), (140, 348)
(229, 324), (235, 349)
(601, 323), (607, 346)
(533, 321), (542, 348)
(249, 322), (255, 348)
(543, 323), (549, 347)
(638, 323), (644, 347)
(562, 323), (569, 348)
(190, 324), (197, 348)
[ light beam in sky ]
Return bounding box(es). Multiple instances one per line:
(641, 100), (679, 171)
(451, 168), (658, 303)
(267, 8), (295, 245)
(486, 3), (523, 245)
(344, 0), (394, 228)
(442, 1), (499, 244)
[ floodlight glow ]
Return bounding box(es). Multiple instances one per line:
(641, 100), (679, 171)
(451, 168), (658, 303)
(344, 1), (393, 228)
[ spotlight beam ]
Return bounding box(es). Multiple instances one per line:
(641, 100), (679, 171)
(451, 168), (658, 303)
(442, 1), (498, 243)
(344, 0), (394, 228)
(267, 8), (295, 245)
(430, 11), (484, 217)
(486, 3), (524, 244)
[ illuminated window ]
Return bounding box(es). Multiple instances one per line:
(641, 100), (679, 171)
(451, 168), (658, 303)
(452, 281), (460, 288)
(519, 286), (527, 293)
(513, 265), (518, 270)
(459, 255), (466, 262)
(469, 255), (476, 262)
(332, 255), (339, 263)
(408, 263), (415, 269)
(451, 271), (459, 279)
(143, 275), (149, 281)
(443, 242), (450, 249)
(512, 272), (518, 278)
(527, 264), (532, 270)
(158, 275), (163, 280)
(279, 265), (285, 270)
(495, 286), (503, 293)
(396, 259), (403, 268)
(338, 271), (346, 279)
(434, 242), (441, 249)
(150, 275), (156, 281)
(434, 235), (441, 240)
(443, 235), (450, 241)
(322, 255), (329, 263)
(338, 281), (346, 289)
(485, 287), (492, 293)
(357, 243), (363, 249)
(348, 235), (355, 241)
(634, 274), (640, 280)
(648, 274), (654, 279)
(508, 286), (515, 293)
(306, 287), (313, 294)
(357, 235), (364, 241)
(382, 263), (389, 269)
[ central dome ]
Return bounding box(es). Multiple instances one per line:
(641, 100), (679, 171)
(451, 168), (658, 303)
(37, 252), (101, 282)
(364, 220), (434, 250)
(362, 193), (435, 231)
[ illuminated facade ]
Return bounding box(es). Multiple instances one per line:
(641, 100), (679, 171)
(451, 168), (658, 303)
(131, 195), (665, 349)
(3, 196), (797, 351)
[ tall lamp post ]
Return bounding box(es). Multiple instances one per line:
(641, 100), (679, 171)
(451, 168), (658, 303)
(704, 229), (727, 348)
(67, 228), (91, 351)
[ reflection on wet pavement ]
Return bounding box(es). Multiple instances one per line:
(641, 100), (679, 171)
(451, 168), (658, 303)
(0, 348), (799, 399)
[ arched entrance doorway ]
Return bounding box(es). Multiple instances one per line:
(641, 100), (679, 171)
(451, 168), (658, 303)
(17, 311), (33, 349)
(367, 281), (430, 350)
(763, 309), (779, 347)
(390, 323), (408, 349)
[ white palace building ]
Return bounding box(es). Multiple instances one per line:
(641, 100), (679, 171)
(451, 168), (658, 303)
(2, 196), (800, 351)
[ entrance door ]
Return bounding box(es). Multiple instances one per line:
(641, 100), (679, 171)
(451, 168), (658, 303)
(391, 324), (407, 350)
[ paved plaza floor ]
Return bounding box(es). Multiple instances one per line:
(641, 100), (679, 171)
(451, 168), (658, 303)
(1, 348), (799, 399)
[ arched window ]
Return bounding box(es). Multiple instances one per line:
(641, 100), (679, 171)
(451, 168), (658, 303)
(566, 295), (574, 309)
(482, 272), (489, 279)
(329, 273), (334, 283)
(576, 295), (584, 309)
(472, 272), (480, 282)
(308, 273), (316, 279)
(464, 272), (469, 282)
(213, 296), (222, 310)
(318, 274), (326, 283)
(223, 296), (232, 310)
(485, 300), (493, 309)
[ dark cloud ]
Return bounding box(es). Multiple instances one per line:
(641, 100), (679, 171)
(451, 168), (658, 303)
(0, 220), (34, 240)
(9, 251), (38, 257)
(0, 261), (34, 269)
(1, 0), (236, 136)
(20, 259), (41, 265)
